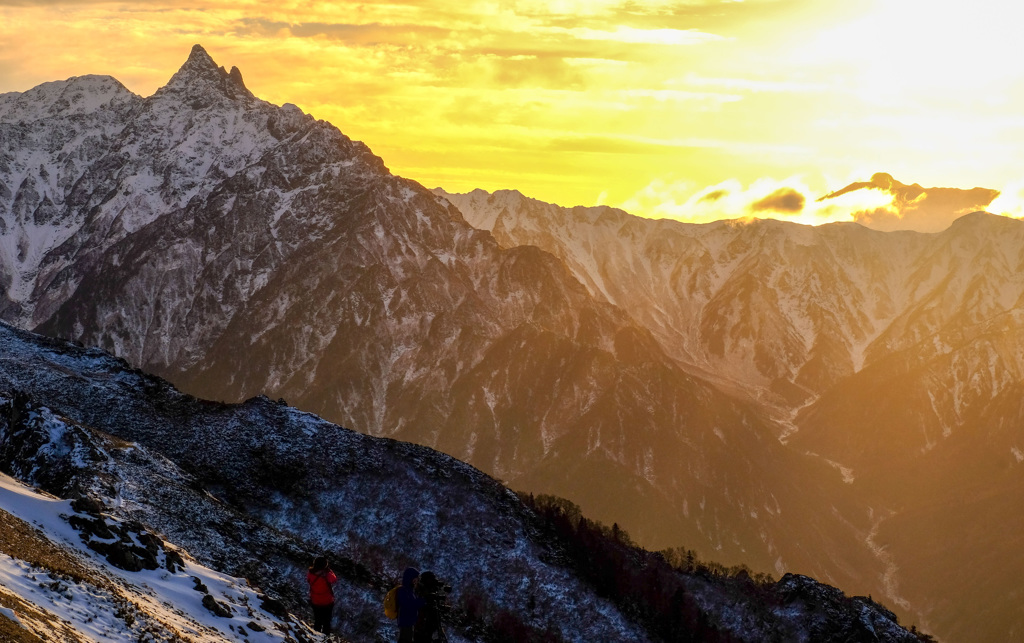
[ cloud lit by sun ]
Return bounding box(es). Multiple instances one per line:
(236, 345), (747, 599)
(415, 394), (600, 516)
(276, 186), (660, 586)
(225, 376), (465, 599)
(616, 176), (901, 227)
(989, 184), (1024, 220)
(3, 0), (1024, 232)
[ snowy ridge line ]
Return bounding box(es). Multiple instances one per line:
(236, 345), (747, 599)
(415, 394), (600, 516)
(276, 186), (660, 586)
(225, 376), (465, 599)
(438, 188), (1024, 423)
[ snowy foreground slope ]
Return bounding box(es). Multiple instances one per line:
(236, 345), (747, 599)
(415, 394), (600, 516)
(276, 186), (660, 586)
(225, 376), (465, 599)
(0, 322), (929, 642)
(0, 472), (300, 643)
(0, 323), (648, 643)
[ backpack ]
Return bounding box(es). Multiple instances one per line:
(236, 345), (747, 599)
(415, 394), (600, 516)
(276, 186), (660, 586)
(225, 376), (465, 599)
(383, 585), (400, 620)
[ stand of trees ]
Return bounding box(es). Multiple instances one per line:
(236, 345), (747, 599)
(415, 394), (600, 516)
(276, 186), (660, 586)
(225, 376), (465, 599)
(516, 493), (936, 643)
(518, 493), (748, 643)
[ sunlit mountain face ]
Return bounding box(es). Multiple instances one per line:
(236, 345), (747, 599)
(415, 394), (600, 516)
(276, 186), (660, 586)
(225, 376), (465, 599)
(440, 187), (1024, 643)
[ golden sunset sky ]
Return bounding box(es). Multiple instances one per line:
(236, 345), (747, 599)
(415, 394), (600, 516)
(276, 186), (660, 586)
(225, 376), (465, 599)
(3, 0), (1024, 230)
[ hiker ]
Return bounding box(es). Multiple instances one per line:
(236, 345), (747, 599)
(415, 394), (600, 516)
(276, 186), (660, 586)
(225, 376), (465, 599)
(414, 571), (450, 643)
(396, 567), (426, 643)
(307, 555), (337, 635)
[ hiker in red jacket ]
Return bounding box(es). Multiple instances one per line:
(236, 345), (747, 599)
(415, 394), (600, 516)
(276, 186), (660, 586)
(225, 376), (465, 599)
(307, 555), (337, 634)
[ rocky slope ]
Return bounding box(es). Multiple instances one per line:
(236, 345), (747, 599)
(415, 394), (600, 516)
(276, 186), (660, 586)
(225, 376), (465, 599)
(0, 322), (929, 642)
(0, 470), (304, 643)
(0, 321), (650, 642)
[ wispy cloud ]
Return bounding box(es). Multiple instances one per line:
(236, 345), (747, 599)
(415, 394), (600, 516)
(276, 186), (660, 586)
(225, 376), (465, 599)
(561, 25), (725, 46)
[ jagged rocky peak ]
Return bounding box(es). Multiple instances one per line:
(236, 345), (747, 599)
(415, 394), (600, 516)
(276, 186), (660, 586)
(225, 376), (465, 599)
(157, 43), (253, 104)
(227, 65), (245, 88)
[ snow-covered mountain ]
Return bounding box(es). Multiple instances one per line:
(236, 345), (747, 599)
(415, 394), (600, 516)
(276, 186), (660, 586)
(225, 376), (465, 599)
(437, 188), (1024, 436)
(0, 42), (897, 608)
(437, 187), (1024, 643)
(0, 322), (930, 642)
(0, 43), (1006, 641)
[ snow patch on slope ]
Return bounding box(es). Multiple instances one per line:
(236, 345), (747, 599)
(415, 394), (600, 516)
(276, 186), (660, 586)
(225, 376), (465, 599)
(0, 473), (298, 642)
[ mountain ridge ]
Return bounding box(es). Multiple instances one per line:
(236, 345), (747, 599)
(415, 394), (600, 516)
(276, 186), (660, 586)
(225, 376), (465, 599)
(0, 48), (894, 606)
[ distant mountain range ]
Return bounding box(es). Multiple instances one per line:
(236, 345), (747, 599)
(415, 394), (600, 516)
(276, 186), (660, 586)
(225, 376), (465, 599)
(436, 187), (1024, 643)
(2, 44), (1022, 642)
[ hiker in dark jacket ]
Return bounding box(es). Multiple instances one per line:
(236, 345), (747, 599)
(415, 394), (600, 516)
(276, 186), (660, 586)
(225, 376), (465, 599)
(413, 571), (449, 643)
(397, 567), (425, 643)
(307, 556), (337, 634)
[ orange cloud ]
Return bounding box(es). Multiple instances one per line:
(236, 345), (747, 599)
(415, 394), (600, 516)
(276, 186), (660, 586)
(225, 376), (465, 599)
(613, 173), (1003, 232)
(818, 173), (1000, 232)
(618, 176), (821, 224)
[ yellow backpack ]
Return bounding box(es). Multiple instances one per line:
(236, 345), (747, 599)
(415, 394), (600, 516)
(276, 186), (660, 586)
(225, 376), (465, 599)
(383, 585), (400, 620)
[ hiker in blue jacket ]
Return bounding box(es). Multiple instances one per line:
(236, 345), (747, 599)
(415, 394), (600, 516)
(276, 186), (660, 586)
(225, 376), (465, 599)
(396, 567), (425, 643)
